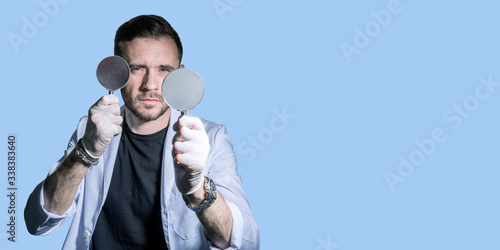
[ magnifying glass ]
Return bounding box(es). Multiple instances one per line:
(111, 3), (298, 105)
(96, 56), (130, 94)
(162, 68), (205, 116)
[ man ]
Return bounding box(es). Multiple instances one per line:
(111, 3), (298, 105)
(24, 15), (260, 249)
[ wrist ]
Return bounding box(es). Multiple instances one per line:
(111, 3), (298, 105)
(75, 139), (99, 166)
(184, 177), (206, 206)
(183, 170), (204, 195)
(183, 177), (217, 213)
(80, 137), (100, 159)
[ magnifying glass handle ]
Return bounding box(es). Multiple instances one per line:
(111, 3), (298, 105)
(181, 111), (187, 116)
(109, 90), (113, 95)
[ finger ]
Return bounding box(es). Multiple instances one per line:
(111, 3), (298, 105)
(91, 103), (120, 115)
(178, 126), (195, 141)
(111, 124), (122, 136)
(172, 131), (185, 143)
(99, 122), (122, 138)
(175, 127), (203, 143)
(175, 153), (195, 169)
(110, 114), (123, 126)
(91, 111), (122, 132)
(104, 114), (123, 128)
(100, 94), (120, 106)
(173, 141), (192, 154)
(91, 102), (121, 117)
(90, 95), (119, 111)
(91, 108), (115, 123)
(179, 116), (204, 131)
(106, 103), (121, 116)
(176, 153), (205, 170)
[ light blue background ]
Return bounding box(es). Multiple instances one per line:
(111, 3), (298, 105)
(1, 0), (500, 249)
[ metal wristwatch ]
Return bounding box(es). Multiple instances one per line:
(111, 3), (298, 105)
(75, 139), (99, 166)
(183, 177), (217, 213)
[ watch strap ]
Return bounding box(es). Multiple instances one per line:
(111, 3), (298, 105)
(75, 139), (99, 166)
(183, 176), (217, 213)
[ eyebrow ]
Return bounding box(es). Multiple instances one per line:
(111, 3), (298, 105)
(159, 65), (175, 71)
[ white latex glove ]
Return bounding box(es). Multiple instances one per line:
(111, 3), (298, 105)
(173, 115), (210, 195)
(81, 95), (123, 158)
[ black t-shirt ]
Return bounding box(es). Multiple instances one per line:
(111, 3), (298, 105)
(92, 122), (169, 249)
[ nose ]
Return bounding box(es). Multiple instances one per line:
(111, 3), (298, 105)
(141, 69), (163, 91)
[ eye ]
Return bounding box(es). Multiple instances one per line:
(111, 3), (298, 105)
(160, 68), (172, 72)
(130, 67), (143, 73)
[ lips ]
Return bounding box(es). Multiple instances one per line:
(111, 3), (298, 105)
(141, 98), (159, 102)
(137, 93), (163, 103)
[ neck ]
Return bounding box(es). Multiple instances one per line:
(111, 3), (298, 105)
(124, 107), (171, 135)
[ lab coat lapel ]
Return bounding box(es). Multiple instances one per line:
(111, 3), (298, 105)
(161, 108), (181, 206)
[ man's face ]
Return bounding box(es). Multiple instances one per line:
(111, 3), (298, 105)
(120, 37), (182, 122)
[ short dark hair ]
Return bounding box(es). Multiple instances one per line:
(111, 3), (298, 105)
(114, 15), (183, 64)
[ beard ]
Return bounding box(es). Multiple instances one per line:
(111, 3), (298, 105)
(122, 89), (169, 122)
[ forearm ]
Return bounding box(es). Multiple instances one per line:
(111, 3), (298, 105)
(198, 192), (233, 248)
(43, 149), (89, 215)
(186, 179), (233, 248)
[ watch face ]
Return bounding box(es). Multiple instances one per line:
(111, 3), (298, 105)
(208, 179), (217, 200)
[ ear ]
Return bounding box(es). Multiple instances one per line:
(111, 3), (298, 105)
(179, 64), (185, 69)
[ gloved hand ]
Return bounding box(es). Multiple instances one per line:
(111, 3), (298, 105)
(173, 115), (210, 195)
(81, 95), (123, 158)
